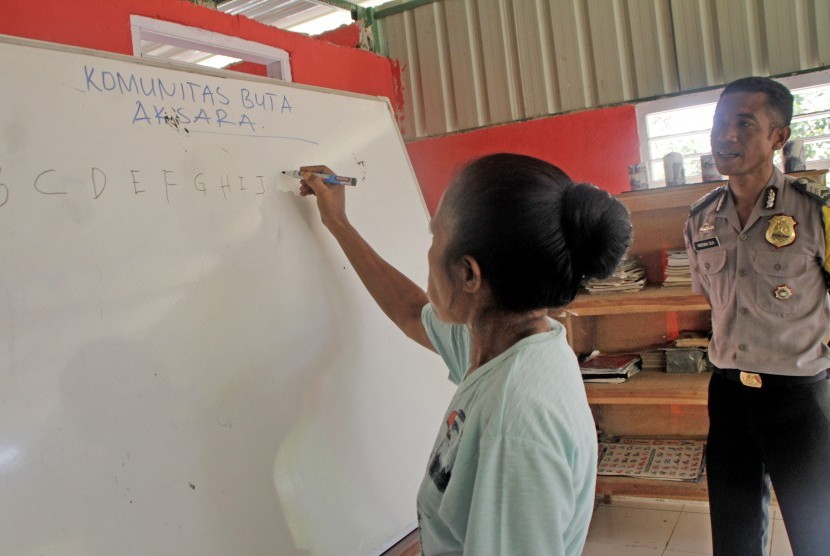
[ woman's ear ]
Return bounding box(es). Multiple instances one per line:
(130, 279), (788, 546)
(457, 255), (483, 293)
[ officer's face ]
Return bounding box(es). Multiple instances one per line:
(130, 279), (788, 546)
(710, 91), (790, 181)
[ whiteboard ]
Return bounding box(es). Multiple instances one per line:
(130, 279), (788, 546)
(0, 35), (453, 556)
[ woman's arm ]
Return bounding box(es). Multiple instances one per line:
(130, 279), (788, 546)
(300, 165), (435, 351)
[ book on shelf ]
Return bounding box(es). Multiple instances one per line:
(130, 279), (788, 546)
(662, 249), (692, 287)
(597, 437), (706, 482)
(582, 255), (647, 294)
(579, 352), (642, 383)
(673, 330), (710, 348)
(638, 348), (667, 372)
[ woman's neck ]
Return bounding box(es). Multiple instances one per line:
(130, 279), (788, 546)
(465, 308), (551, 377)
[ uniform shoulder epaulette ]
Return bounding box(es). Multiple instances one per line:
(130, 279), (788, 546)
(690, 185), (726, 216)
(791, 177), (830, 207)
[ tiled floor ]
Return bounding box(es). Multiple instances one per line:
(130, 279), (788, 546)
(385, 496), (794, 555)
(584, 497), (793, 556)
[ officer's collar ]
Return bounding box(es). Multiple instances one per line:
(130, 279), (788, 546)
(722, 168), (783, 214)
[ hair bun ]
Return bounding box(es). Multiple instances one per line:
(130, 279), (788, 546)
(560, 183), (632, 280)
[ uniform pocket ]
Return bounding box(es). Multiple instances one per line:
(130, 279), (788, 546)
(696, 251), (729, 307)
(754, 252), (810, 314)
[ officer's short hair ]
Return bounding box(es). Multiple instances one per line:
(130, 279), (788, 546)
(721, 76), (794, 128)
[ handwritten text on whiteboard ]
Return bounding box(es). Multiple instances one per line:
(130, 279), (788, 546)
(82, 65), (294, 133)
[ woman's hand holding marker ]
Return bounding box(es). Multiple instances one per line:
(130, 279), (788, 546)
(299, 165), (348, 231)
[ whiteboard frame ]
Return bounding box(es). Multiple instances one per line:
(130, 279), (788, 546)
(0, 31), (432, 555)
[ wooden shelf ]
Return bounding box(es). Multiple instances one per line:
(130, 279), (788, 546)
(585, 370), (710, 405)
(618, 181), (721, 213)
(596, 475), (708, 501)
(564, 286), (710, 316)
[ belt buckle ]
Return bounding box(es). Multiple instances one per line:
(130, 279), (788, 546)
(740, 371), (763, 388)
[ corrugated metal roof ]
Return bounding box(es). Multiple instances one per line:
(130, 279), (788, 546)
(217, 0), (345, 29)
(139, 0), (363, 68)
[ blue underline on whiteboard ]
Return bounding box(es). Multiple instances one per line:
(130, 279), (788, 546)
(186, 130), (319, 145)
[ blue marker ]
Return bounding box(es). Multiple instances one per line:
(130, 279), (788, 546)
(282, 170), (357, 186)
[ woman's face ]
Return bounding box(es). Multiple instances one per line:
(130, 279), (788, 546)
(426, 202), (462, 323)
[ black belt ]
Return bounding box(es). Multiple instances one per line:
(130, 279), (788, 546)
(713, 367), (829, 388)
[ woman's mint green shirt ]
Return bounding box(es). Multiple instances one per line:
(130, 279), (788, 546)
(417, 304), (597, 555)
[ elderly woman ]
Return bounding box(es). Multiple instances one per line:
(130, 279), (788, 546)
(300, 153), (631, 555)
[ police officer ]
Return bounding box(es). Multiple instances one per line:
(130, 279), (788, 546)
(685, 76), (830, 555)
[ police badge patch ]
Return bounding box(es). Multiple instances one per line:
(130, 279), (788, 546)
(765, 215), (797, 248)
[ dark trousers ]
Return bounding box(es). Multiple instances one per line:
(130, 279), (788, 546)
(707, 371), (830, 555)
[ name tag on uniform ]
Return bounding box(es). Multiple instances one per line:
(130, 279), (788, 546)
(694, 237), (720, 251)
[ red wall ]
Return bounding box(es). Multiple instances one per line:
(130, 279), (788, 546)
(407, 106), (640, 214)
(0, 0), (397, 104)
(319, 23), (362, 48)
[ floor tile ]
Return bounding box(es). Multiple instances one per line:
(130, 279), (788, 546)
(666, 511), (713, 554)
(681, 500), (710, 514)
(586, 505), (679, 550)
(769, 518), (793, 556)
(581, 541), (663, 555)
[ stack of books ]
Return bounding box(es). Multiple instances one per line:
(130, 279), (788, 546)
(582, 256), (647, 294)
(663, 250), (692, 287)
(639, 348), (667, 372)
(636, 331), (711, 373)
(579, 352), (642, 383)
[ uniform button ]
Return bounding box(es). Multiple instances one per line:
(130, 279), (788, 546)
(739, 344), (748, 351)
(774, 263), (782, 270)
(704, 262), (711, 270)
(741, 307), (750, 315)
(739, 234), (748, 241)
(739, 269), (747, 277)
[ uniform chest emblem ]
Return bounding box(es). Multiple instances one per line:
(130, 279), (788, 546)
(774, 285), (794, 300)
(699, 222), (715, 233)
(765, 215), (797, 248)
(764, 186), (778, 209)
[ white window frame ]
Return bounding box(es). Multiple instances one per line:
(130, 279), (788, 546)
(636, 68), (830, 187)
(130, 15), (292, 81)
